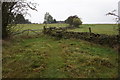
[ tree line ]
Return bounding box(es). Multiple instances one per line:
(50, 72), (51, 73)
(43, 12), (82, 27)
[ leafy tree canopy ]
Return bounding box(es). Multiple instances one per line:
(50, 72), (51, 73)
(65, 15), (82, 27)
(44, 12), (56, 24)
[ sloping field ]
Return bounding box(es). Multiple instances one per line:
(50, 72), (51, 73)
(3, 35), (118, 78)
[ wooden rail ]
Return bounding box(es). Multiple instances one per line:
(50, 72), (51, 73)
(12, 29), (43, 36)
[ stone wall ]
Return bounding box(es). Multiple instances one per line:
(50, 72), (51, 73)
(44, 27), (119, 48)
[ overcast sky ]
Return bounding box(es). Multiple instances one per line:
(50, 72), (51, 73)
(25, 0), (119, 24)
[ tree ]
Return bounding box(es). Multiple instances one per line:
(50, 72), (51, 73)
(2, 0), (37, 39)
(15, 14), (31, 24)
(106, 10), (120, 35)
(15, 14), (25, 24)
(106, 9), (120, 53)
(44, 12), (55, 24)
(65, 15), (82, 27)
(47, 14), (53, 23)
(44, 12), (49, 23)
(25, 19), (31, 24)
(2, 2), (17, 39)
(53, 19), (57, 23)
(73, 18), (82, 27)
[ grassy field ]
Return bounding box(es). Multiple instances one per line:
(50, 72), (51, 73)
(16, 24), (118, 35)
(15, 24), (68, 36)
(17, 23), (68, 30)
(2, 24), (118, 78)
(68, 24), (118, 35)
(3, 34), (118, 78)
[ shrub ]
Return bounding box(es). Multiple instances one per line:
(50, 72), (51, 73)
(65, 15), (82, 27)
(73, 18), (82, 27)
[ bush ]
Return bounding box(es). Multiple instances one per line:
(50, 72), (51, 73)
(73, 18), (82, 27)
(65, 15), (82, 27)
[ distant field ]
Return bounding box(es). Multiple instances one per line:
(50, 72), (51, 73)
(15, 24), (68, 36)
(17, 24), (68, 30)
(68, 24), (118, 35)
(16, 24), (118, 35)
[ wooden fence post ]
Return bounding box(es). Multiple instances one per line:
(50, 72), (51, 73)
(89, 27), (92, 35)
(43, 26), (46, 34)
(27, 29), (29, 36)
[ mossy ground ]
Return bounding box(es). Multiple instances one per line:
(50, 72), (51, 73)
(2, 34), (118, 78)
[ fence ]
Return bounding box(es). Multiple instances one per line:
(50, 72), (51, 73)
(12, 26), (119, 48)
(44, 27), (119, 48)
(12, 29), (43, 36)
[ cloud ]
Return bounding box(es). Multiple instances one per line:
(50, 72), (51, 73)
(25, 0), (119, 24)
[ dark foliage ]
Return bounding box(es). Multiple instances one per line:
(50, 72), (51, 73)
(65, 15), (82, 27)
(15, 14), (31, 24)
(2, 1), (37, 39)
(2, 2), (17, 39)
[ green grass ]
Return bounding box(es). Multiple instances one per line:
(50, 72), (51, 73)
(3, 24), (118, 78)
(3, 34), (118, 78)
(16, 23), (68, 31)
(14, 24), (69, 36)
(16, 24), (118, 35)
(68, 24), (118, 35)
